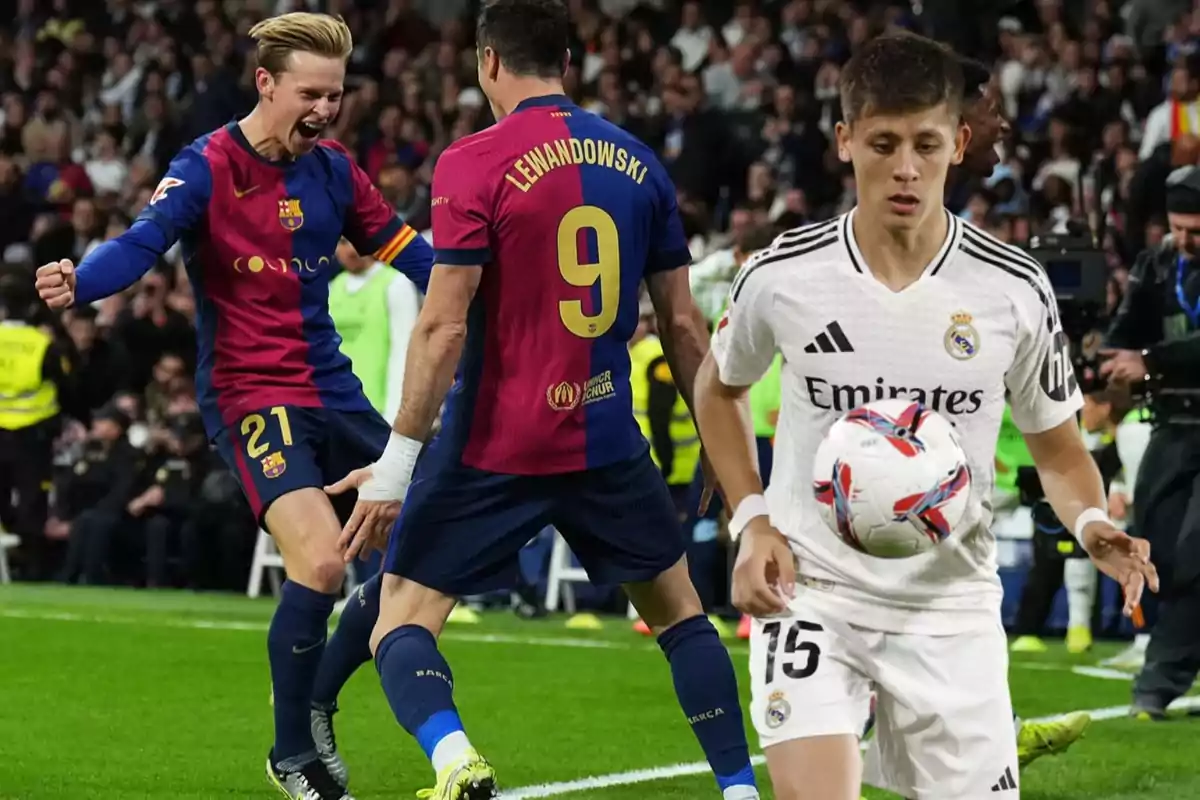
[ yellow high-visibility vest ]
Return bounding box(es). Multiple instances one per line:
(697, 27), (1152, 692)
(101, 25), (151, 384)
(629, 335), (699, 485)
(0, 322), (59, 430)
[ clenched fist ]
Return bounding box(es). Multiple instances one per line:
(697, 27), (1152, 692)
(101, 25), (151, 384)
(35, 259), (77, 309)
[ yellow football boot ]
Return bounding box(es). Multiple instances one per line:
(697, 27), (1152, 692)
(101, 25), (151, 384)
(416, 749), (497, 800)
(1017, 711), (1091, 768)
(1066, 625), (1092, 654)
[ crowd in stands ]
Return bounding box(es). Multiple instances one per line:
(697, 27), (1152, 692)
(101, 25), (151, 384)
(0, 0), (1191, 594)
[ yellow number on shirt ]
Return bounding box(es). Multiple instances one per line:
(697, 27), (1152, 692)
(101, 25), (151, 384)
(557, 205), (620, 339)
(241, 406), (294, 458)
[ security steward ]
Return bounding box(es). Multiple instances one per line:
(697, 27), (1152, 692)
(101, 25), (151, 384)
(1102, 164), (1200, 719)
(0, 274), (77, 580)
(630, 299), (701, 515)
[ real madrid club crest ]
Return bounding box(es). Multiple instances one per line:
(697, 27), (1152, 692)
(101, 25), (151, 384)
(943, 311), (980, 361)
(278, 198), (304, 231)
(765, 690), (791, 729)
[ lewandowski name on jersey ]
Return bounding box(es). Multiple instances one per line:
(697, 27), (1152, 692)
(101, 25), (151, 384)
(711, 210), (1082, 635)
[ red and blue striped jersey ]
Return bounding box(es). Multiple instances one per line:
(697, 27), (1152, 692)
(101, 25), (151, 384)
(431, 95), (692, 475)
(106, 123), (432, 435)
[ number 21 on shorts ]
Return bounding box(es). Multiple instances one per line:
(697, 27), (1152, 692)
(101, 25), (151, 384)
(762, 619), (823, 684)
(557, 205), (620, 339)
(238, 410), (292, 460)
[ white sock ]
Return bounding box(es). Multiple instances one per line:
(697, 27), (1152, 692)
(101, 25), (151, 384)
(1134, 633), (1150, 650)
(1064, 559), (1098, 630)
(430, 731), (473, 774)
(723, 786), (760, 800)
(1013, 715), (1023, 736)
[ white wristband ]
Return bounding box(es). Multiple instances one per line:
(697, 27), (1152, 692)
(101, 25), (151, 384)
(729, 494), (769, 540)
(1073, 507), (1111, 543)
(358, 431), (423, 502)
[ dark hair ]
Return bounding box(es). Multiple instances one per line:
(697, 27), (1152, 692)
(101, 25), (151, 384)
(477, 0), (569, 79)
(958, 56), (992, 102)
(838, 32), (964, 125)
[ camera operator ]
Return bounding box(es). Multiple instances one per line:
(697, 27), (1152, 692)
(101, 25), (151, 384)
(1101, 165), (1200, 719)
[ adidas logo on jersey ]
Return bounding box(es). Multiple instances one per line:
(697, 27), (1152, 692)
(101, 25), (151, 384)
(803, 376), (985, 415)
(991, 766), (1017, 792)
(803, 321), (854, 354)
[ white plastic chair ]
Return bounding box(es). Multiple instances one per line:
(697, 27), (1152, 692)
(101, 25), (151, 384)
(247, 528), (359, 599)
(0, 529), (19, 585)
(543, 530), (637, 618)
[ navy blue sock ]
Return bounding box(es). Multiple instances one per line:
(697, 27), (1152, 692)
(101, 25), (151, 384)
(268, 580), (337, 766)
(311, 574), (382, 708)
(658, 615), (757, 793)
(375, 624), (468, 763)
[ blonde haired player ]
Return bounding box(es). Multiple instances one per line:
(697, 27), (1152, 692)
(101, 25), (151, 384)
(695, 32), (1158, 800)
(35, 13), (434, 800)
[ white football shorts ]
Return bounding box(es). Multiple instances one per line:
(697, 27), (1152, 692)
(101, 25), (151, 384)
(748, 603), (1019, 799)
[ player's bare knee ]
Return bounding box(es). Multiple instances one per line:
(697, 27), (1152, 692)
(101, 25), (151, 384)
(306, 556), (347, 594)
(370, 575), (456, 653)
(626, 556), (704, 633)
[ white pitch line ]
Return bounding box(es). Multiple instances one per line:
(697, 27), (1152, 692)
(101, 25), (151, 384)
(3, 606), (1198, 797)
(500, 697), (1200, 799)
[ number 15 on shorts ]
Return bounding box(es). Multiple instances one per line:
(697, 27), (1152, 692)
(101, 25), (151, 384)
(762, 619), (823, 684)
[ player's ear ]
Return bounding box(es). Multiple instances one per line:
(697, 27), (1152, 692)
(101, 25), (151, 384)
(256, 67), (275, 101)
(952, 119), (971, 166)
(562, 49), (570, 78)
(834, 121), (852, 163)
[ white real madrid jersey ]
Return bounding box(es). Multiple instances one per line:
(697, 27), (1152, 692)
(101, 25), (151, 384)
(711, 209), (1083, 634)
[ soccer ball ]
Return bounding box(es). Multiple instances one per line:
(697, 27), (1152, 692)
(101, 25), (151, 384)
(812, 399), (972, 559)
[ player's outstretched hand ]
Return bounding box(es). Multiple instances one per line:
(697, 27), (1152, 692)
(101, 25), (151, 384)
(731, 518), (796, 617)
(325, 466), (403, 563)
(35, 259), (77, 309)
(1081, 522), (1159, 617)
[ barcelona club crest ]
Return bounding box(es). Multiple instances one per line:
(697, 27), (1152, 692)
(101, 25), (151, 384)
(765, 690), (791, 729)
(943, 311), (980, 361)
(546, 381), (581, 411)
(261, 451), (287, 479)
(278, 198), (304, 231)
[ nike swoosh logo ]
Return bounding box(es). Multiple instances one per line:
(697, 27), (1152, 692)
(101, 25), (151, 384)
(292, 637), (326, 655)
(234, 184), (260, 198)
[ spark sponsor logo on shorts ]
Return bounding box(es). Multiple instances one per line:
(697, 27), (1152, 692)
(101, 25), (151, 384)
(803, 376), (985, 415)
(261, 451), (287, 479)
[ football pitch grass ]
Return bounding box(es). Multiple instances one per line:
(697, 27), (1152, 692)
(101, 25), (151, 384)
(1, 585), (1198, 799)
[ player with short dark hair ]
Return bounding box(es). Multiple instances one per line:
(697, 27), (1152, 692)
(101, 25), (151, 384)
(696, 32), (1157, 800)
(34, 12), (433, 800)
(325, 1), (760, 798)
(953, 52), (1097, 768)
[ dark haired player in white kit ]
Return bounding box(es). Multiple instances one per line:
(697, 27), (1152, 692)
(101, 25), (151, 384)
(695, 32), (1158, 800)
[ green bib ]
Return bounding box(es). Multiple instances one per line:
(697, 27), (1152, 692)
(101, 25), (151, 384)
(329, 268), (397, 413)
(750, 354), (783, 438)
(994, 404), (1034, 495)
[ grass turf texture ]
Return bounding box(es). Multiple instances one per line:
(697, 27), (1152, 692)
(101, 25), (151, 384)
(0, 585), (1197, 799)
